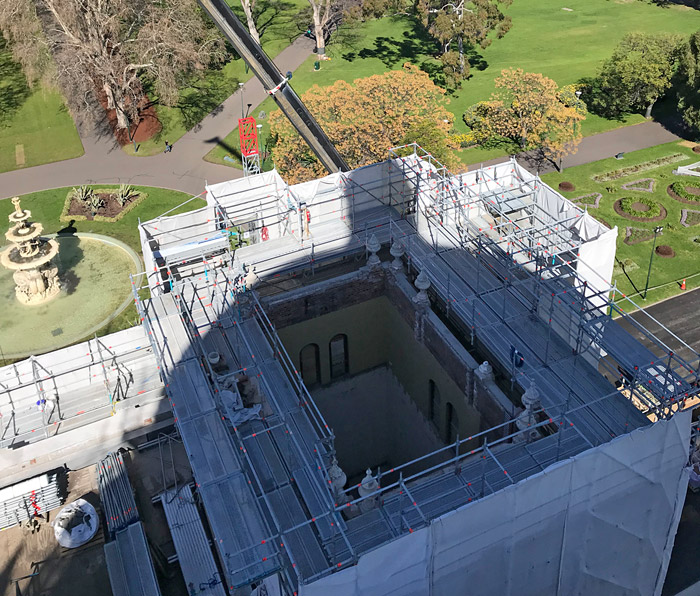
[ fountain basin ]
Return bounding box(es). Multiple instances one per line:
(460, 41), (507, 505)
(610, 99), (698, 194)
(0, 234), (141, 359)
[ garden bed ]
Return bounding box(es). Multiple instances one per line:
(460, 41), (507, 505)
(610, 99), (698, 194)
(667, 182), (700, 205)
(572, 192), (602, 208)
(60, 187), (147, 223)
(592, 154), (686, 182)
(613, 197), (666, 222)
(624, 227), (655, 245)
(655, 245), (675, 258)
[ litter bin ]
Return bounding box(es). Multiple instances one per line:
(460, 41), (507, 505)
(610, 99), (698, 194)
(314, 61), (320, 71)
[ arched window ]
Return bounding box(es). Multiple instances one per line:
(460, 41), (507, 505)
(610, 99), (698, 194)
(329, 334), (349, 379)
(299, 344), (320, 387)
(446, 402), (459, 444)
(429, 380), (441, 429)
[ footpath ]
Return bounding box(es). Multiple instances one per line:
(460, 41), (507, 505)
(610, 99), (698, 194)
(0, 37), (316, 199)
(0, 35), (684, 200)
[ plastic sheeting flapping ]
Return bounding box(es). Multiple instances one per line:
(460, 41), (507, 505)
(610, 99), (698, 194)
(300, 411), (690, 596)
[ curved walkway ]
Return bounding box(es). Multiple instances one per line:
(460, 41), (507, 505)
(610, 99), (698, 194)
(0, 36), (316, 200)
(0, 32), (684, 201)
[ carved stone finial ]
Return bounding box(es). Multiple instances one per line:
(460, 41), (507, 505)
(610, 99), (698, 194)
(476, 361), (493, 381)
(521, 381), (540, 412)
(358, 468), (379, 513)
(366, 234), (381, 267)
(413, 270), (431, 305)
(389, 240), (405, 271)
(328, 457), (347, 495)
(11, 197), (22, 216)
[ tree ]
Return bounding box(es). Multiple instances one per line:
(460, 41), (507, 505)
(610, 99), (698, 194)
(269, 63), (456, 182)
(594, 33), (681, 118)
(677, 30), (700, 134)
(33, 0), (227, 130)
(0, 0), (50, 85)
(463, 68), (587, 169)
(307, 0), (339, 57)
(417, 0), (512, 87)
(239, 0), (261, 44)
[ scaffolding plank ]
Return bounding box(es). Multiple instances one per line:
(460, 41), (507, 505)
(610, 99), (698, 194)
(161, 485), (226, 596)
(104, 522), (162, 596)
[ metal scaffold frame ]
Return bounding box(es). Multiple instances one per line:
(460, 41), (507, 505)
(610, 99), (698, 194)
(0, 331), (161, 449)
(126, 152), (699, 592)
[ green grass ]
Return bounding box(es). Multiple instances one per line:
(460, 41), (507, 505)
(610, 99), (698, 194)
(542, 141), (700, 310)
(126, 0), (308, 156)
(206, 0), (698, 169)
(0, 185), (205, 251)
(0, 38), (83, 173)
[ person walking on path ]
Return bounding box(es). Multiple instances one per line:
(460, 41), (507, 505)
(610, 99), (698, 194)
(164, 140), (173, 153)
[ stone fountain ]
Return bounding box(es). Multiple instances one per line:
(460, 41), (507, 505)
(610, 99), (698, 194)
(0, 197), (60, 305)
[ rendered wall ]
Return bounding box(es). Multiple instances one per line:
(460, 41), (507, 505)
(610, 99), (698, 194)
(311, 366), (447, 480)
(300, 411), (691, 596)
(276, 296), (481, 446)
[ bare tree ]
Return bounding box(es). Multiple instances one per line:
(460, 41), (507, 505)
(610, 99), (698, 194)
(0, 0), (51, 85)
(308, 0), (334, 56)
(36, 0), (227, 130)
(239, 0), (261, 44)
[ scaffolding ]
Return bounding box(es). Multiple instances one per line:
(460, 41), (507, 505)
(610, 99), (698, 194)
(124, 149), (700, 593)
(0, 326), (164, 450)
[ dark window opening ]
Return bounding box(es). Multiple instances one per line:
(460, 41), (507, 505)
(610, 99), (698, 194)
(329, 334), (349, 379)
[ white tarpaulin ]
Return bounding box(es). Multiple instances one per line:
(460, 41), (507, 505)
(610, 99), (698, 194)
(300, 411), (690, 596)
(577, 225), (619, 309)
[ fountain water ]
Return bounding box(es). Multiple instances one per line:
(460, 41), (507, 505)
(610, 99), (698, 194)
(0, 197), (60, 305)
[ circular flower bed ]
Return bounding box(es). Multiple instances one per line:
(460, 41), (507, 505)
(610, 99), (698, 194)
(620, 197), (660, 218)
(655, 245), (675, 258)
(558, 181), (575, 192)
(613, 198), (666, 222)
(668, 181), (700, 204)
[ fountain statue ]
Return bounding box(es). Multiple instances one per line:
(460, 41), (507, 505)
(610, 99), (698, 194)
(0, 197), (60, 305)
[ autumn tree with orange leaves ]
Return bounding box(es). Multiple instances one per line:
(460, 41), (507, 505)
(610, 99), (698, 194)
(269, 64), (456, 183)
(464, 68), (587, 170)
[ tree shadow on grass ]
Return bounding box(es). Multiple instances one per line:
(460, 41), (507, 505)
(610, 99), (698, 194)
(466, 47), (488, 72)
(0, 36), (32, 128)
(176, 76), (235, 132)
(342, 26), (439, 67)
(255, 0), (304, 42)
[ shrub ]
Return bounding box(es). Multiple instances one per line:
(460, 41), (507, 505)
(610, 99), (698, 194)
(71, 185), (94, 204)
(605, 185), (617, 194)
(671, 180), (700, 202)
(656, 245), (674, 257)
(88, 194), (104, 213)
(693, 145), (700, 154)
(558, 181), (575, 192)
(620, 196), (661, 218)
(116, 184), (137, 207)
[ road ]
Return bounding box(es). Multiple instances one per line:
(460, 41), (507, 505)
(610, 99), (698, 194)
(616, 288), (700, 366)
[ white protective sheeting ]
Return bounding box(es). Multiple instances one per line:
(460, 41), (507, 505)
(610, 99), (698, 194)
(577, 225), (619, 309)
(205, 170), (285, 208)
(300, 411), (690, 596)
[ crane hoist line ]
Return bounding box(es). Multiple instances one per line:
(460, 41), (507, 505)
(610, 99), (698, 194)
(197, 0), (350, 175)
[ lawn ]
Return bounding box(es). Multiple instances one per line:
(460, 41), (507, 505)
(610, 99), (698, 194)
(205, 0), (698, 169)
(0, 185), (204, 252)
(0, 38), (83, 173)
(125, 0), (308, 156)
(541, 141), (700, 311)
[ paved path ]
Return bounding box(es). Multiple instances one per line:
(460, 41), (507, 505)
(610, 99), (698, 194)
(0, 41), (685, 201)
(616, 287), (700, 365)
(470, 120), (681, 173)
(0, 36), (315, 200)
